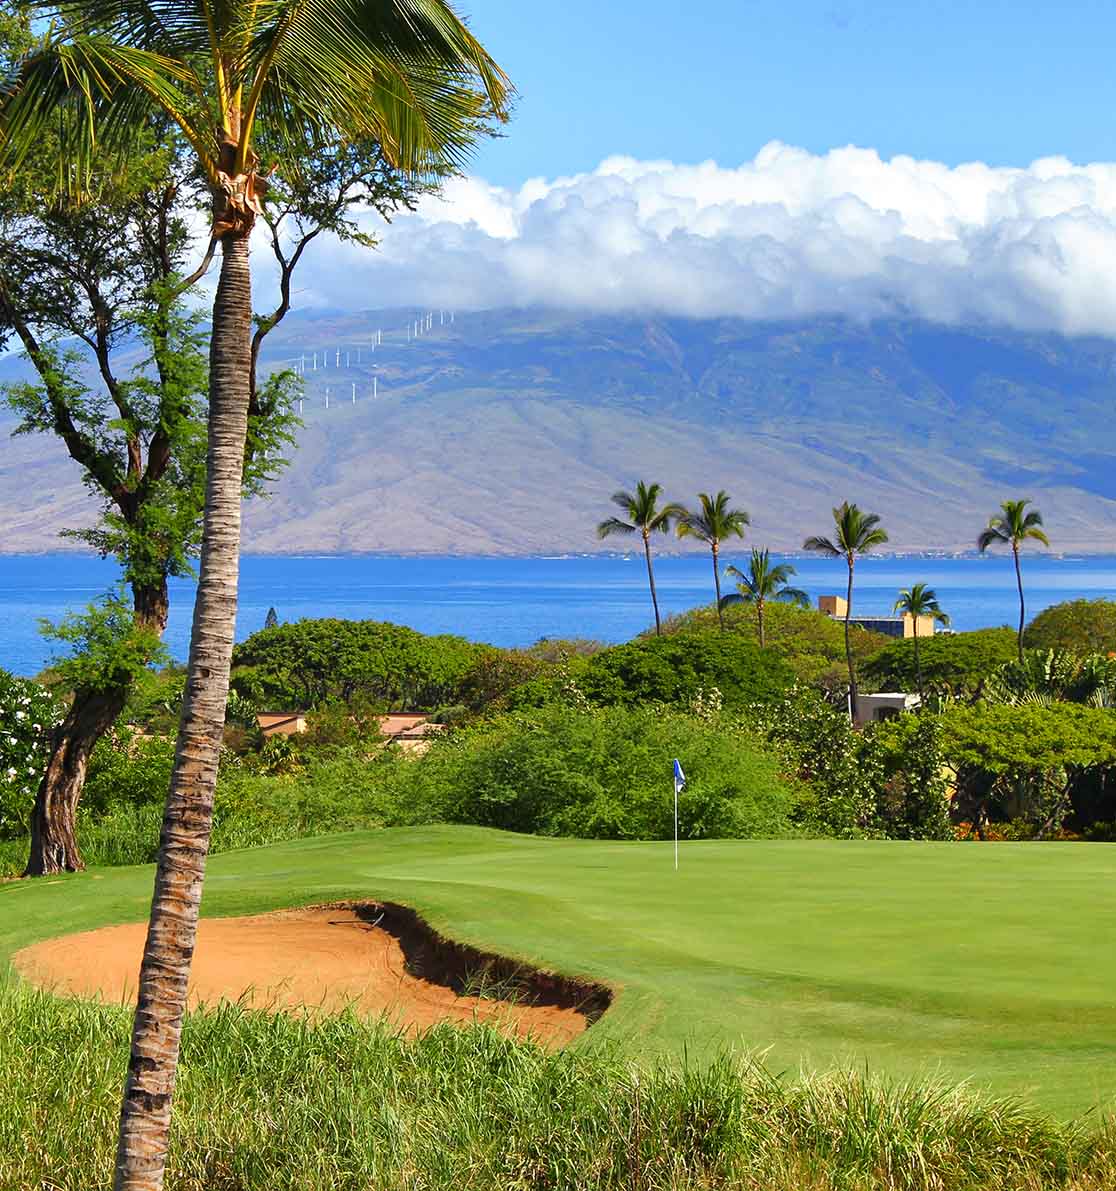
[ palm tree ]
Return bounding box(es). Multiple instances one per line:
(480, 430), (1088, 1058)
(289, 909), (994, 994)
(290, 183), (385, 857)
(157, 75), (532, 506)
(720, 548), (808, 647)
(676, 491), (750, 629)
(892, 583), (951, 703)
(977, 499), (1050, 664)
(598, 481), (683, 635)
(2, 8), (509, 1188)
(804, 502), (889, 716)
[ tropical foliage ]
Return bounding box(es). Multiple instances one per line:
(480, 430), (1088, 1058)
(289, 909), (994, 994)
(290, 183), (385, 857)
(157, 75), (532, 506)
(720, 548), (809, 647)
(977, 499), (1049, 663)
(675, 490), (750, 629)
(1, 1), (510, 1181)
(597, 480), (683, 635)
(804, 502), (889, 710)
(891, 583), (950, 701)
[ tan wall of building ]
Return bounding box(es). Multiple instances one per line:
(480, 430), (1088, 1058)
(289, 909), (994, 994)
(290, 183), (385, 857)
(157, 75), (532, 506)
(819, 594), (848, 617)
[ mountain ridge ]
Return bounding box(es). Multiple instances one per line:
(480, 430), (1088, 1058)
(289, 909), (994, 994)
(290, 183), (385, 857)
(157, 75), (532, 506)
(2, 307), (1115, 554)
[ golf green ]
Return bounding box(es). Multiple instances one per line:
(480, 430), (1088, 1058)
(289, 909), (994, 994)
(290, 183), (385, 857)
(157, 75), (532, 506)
(2, 826), (1114, 1116)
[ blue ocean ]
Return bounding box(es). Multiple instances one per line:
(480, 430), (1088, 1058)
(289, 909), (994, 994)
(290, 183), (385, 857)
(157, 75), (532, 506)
(3, 552), (1116, 676)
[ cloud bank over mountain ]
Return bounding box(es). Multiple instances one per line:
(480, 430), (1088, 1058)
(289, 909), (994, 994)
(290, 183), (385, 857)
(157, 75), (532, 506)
(282, 142), (1116, 336)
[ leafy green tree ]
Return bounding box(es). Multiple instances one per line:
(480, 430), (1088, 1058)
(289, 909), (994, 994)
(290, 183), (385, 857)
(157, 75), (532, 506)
(597, 481), (685, 635)
(863, 627), (1018, 701)
(891, 583), (951, 703)
(977, 499), (1050, 664)
(1024, 598), (1116, 656)
(1, 3), (509, 1183)
(720, 548), (808, 647)
(676, 491), (751, 630)
(231, 619), (481, 711)
(804, 502), (889, 715)
(577, 631), (795, 711)
(660, 601), (889, 696)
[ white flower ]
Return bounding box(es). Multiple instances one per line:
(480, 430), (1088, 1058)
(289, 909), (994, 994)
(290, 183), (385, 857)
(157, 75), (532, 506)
(14, 711), (25, 721)
(5, 768), (15, 779)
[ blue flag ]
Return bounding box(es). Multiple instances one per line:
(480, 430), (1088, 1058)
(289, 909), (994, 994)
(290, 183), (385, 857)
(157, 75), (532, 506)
(673, 758), (686, 795)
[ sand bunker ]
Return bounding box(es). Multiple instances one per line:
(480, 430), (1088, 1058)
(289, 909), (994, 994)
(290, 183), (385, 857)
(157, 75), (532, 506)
(14, 902), (609, 1045)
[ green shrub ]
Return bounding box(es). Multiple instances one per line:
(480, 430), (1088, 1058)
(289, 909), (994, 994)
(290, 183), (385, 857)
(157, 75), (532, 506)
(81, 729), (177, 817)
(382, 703), (800, 840)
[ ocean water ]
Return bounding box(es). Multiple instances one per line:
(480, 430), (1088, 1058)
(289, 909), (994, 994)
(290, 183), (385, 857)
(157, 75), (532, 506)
(2, 552), (1116, 676)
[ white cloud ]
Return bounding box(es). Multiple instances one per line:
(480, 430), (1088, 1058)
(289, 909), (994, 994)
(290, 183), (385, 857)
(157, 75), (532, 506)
(267, 142), (1116, 336)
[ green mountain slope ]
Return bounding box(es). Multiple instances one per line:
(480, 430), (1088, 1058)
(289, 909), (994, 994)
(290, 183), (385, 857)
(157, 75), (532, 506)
(3, 308), (1115, 553)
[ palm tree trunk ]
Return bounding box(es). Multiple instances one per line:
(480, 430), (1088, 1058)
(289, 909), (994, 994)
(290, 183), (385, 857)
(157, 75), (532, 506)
(845, 556), (857, 721)
(758, 599), (766, 648)
(113, 232), (252, 1191)
(712, 542), (723, 630)
(24, 580), (170, 877)
(1013, 542), (1025, 664)
(913, 620), (923, 706)
(643, 530), (662, 636)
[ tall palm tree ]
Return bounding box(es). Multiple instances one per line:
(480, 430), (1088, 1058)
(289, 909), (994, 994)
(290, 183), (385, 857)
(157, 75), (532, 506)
(892, 582), (950, 703)
(1, 8), (509, 1189)
(720, 548), (809, 647)
(676, 491), (750, 629)
(804, 502), (889, 716)
(598, 481), (683, 635)
(977, 499), (1050, 664)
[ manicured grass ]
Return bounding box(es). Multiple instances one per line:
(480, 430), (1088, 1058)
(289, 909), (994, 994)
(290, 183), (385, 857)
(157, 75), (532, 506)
(3, 826), (1115, 1117)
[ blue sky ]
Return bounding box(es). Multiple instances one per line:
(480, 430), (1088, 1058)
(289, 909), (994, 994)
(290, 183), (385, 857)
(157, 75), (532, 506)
(467, 0), (1114, 184)
(294, 0), (1116, 336)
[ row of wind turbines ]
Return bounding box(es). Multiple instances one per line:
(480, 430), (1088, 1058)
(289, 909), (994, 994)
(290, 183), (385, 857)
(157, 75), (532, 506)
(283, 310), (457, 412)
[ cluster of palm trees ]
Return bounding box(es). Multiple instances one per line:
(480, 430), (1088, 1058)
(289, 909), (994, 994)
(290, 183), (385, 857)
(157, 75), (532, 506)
(599, 484), (1050, 709)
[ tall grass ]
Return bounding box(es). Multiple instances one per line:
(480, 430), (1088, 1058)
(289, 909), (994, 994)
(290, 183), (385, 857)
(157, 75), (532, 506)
(1, 980), (1112, 1191)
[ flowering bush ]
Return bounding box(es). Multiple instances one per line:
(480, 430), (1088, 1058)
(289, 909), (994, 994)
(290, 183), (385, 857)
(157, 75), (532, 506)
(0, 670), (63, 838)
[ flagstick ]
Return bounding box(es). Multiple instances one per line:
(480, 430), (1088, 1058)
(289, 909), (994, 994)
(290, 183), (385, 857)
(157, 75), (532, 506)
(674, 784), (679, 871)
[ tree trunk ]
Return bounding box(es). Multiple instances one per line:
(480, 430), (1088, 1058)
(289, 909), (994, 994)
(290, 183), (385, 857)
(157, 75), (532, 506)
(844, 556), (857, 721)
(24, 579), (170, 877)
(712, 542), (723, 630)
(643, 530), (662, 636)
(758, 599), (766, 648)
(113, 232), (252, 1191)
(1013, 542), (1026, 664)
(913, 621), (923, 706)
(24, 686), (128, 875)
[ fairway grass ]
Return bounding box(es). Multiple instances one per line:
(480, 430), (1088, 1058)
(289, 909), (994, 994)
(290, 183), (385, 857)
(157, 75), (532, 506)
(3, 826), (1114, 1117)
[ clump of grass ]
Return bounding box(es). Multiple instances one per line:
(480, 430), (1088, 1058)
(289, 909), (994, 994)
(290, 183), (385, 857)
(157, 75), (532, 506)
(1, 978), (1113, 1191)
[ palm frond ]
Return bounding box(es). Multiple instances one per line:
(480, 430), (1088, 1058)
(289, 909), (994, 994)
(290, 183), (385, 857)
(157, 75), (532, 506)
(1, 37), (215, 186)
(597, 517), (635, 540)
(803, 535), (841, 558)
(773, 587), (810, 608)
